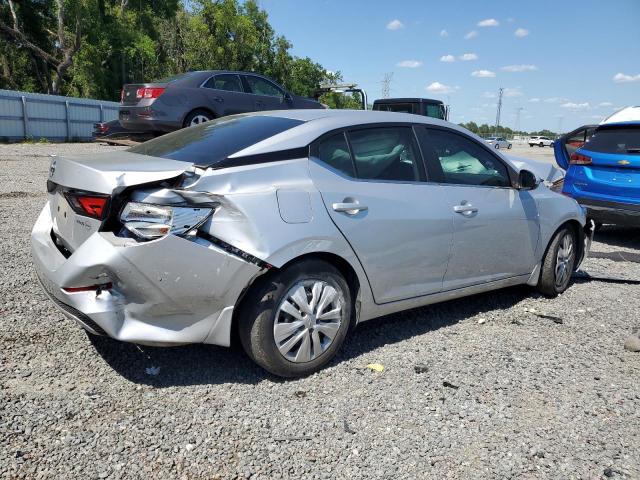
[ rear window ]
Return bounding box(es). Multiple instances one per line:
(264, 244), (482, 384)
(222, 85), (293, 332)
(129, 115), (304, 167)
(584, 126), (640, 155)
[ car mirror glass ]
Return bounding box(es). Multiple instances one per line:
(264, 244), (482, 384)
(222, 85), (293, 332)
(517, 169), (538, 190)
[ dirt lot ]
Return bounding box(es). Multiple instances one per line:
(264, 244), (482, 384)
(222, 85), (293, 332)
(1, 143), (639, 479)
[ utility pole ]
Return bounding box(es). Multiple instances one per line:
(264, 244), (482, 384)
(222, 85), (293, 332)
(381, 72), (393, 98)
(495, 87), (504, 130)
(515, 107), (524, 133)
(556, 116), (564, 136)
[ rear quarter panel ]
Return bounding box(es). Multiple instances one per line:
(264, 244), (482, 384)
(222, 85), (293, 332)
(187, 158), (375, 316)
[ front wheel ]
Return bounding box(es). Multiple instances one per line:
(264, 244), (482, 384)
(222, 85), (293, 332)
(238, 259), (352, 378)
(507, 143), (512, 149)
(539, 142), (544, 147)
(536, 226), (578, 297)
(495, 144), (500, 149)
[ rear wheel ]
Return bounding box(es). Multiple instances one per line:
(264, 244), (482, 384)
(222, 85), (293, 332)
(495, 144), (500, 149)
(183, 109), (213, 128)
(507, 143), (512, 149)
(539, 142), (544, 147)
(536, 226), (577, 297)
(238, 259), (352, 378)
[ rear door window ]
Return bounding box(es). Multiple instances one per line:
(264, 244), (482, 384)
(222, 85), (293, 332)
(584, 126), (640, 155)
(347, 127), (422, 182)
(316, 132), (356, 177)
(203, 74), (244, 92)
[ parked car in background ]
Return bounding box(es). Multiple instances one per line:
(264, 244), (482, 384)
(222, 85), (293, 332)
(119, 71), (323, 133)
(372, 98), (448, 120)
(485, 136), (512, 149)
(555, 106), (640, 227)
(93, 119), (128, 139)
(529, 136), (554, 147)
(33, 110), (590, 378)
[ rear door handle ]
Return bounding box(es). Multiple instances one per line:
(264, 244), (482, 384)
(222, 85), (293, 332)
(212, 96), (223, 103)
(453, 205), (478, 215)
(332, 202), (368, 214)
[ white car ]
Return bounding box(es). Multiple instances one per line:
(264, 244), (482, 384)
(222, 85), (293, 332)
(485, 136), (512, 149)
(529, 136), (554, 147)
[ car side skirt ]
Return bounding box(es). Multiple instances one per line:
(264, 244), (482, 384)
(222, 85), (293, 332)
(358, 274), (531, 322)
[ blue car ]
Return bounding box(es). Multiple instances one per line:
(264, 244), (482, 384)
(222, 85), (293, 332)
(555, 107), (640, 227)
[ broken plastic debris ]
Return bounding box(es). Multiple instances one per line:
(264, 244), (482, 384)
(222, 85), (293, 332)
(366, 363), (384, 373)
(145, 366), (161, 376)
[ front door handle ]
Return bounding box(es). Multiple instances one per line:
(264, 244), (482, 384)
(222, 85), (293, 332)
(212, 96), (223, 103)
(332, 202), (368, 215)
(453, 204), (478, 215)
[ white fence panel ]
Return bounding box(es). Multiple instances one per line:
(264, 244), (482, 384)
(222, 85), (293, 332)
(0, 89), (119, 142)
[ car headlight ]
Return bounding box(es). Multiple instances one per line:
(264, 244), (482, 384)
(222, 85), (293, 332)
(120, 202), (214, 240)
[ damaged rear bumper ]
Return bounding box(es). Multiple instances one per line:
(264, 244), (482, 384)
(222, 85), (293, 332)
(31, 203), (262, 346)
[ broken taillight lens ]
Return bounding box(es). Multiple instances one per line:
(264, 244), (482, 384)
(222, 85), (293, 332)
(65, 194), (110, 220)
(569, 153), (592, 165)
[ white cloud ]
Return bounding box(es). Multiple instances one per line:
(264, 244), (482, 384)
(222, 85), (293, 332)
(501, 64), (538, 72)
(478, 18), (500, 27)
(504, 87), (523, 97)
(561, 102), (591, 110)
(613, 72), (640, 83)
(528, 98), (540, 103)
(397, 60), (422, 68)
(464, 30), (478, 40)
(386, 19), (404, 31)
(459, 53), (478, 61)
(471, 70), (496, 78)
(482, 91), (496, 98)
(597, 102), (613, 107)
(514, 28), (529, 38)
(440, 54), (456, 63)
(544, 97), (567, 104)
(426, 82), (459, 94)
(440, 29), (449, 37)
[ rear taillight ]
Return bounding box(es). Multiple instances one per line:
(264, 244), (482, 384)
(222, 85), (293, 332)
(65, 194), (110, 220)
(120, 88), (124, 103)
(135, 87), (165, 99)
(570, 153), (592, 165)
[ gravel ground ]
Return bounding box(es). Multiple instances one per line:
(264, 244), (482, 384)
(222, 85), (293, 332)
(1, 143), (639, 479)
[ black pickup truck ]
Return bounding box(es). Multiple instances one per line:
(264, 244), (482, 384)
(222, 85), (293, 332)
(372, 98), (448, 121)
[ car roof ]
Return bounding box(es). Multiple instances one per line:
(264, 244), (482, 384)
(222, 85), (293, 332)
(601, 106), (640, 125)
(227, 109), (495, 159)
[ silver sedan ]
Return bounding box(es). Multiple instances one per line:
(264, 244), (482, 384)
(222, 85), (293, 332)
(32, 110), (590, 377)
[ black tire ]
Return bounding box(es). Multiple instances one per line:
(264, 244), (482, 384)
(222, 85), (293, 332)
(529, 144), (534, 147)
(183, 109), (214, 128)
(539, 142), (544, 147)
(508, 143), (512, 149)
(238, 259), (352, 378)
(495, 144), (500, 149)
(536, 226), (578, 297)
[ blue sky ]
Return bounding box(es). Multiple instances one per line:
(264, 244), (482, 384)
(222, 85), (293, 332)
(258, 0), (640, 132)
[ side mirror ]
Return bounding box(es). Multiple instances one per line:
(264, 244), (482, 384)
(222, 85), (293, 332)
(284, 92), (293, 103)
(517, 169), (538, 190)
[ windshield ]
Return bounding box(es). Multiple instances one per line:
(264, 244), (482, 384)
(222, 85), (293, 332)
(583, 125), (640, 155)
(129, 115), (304, 167)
